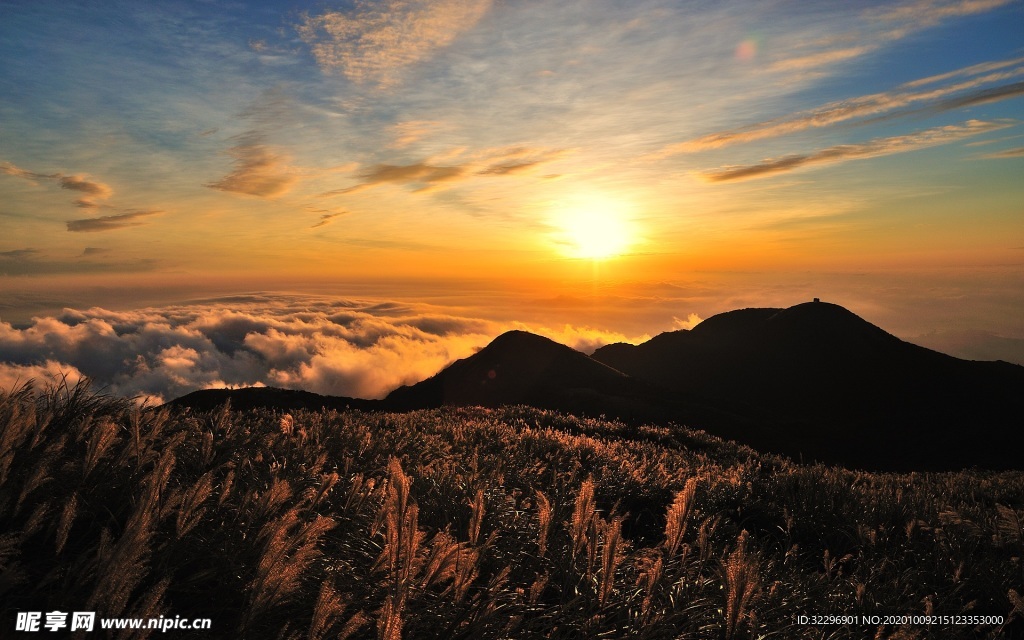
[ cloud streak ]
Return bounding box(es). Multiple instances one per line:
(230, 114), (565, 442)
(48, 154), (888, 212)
(763, 0), (1016, 75)
(701, 120), (1006, 182)
(298, 0), (493, 86)
(660, 58), (1024, 155)
(324, 146), (566, 195)
(2, 161), (114, 209)
(66, 210), (163, 232)
(0, 248), (42, 260)
(1, 162), (53, 182)
(769, 45), (876, 73)
(310, 209), (345, 228)
(206, 132), (297, 198)
(361, 162), (465, 191)
(1, 160), (164, 231)
(59, 174), (113, 197)
(0, 248), (156, 275)
(978, 146), (1024, 159)
(867, 0), (1016, 27)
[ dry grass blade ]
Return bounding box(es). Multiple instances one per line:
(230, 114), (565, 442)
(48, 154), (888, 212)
(246, 510), (337, 629)
(308, 580), (345, 640)
(598, 516), (624, 606)
(995, 504), (1023, 546)
(469, 488), (485, 545)
(722, 530), (760, 640)
(55, 492), (78, 554)
(176, 471), (214, 539)
(83, 418), (119, 479)
(371, 459), (425, 640)
(664, 477), (698, 559)
(535, 489), (552, 557)
(571, 478), (597, 560)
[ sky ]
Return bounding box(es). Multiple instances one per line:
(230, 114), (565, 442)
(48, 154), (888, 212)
(1, 0), (1022, 401)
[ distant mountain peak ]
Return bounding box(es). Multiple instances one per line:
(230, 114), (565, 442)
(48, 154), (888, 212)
(384, 328), (635, 410)
(688, 307), (780, 338)
(685, 301), (897, 351)
(482, 329), (567, 354)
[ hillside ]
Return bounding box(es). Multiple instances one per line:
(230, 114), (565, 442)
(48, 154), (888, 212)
(1, 382), (1021, 639)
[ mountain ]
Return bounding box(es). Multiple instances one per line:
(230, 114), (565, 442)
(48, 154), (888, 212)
(166, 386), (382, 413)
(592, 301), (1024, 469)
(167, 302), (1024, 471)
(384, 330), (672, 420)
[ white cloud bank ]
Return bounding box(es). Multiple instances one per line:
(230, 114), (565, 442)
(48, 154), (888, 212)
(0, 294), (641, 402)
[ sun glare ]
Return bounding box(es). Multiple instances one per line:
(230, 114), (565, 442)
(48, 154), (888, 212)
(554, 200), (634, 259)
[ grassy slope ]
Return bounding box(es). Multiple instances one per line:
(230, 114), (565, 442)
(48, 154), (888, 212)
(0, 382), (1022, 639)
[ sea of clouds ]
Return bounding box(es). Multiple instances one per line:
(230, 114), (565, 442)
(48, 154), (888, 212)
(0, 293), (642, 403)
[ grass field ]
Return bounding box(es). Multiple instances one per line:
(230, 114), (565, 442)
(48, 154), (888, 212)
(1, 380), (1022, 639)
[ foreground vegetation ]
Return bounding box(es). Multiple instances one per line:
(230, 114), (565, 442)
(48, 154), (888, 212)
(1, 381), (1022, 639)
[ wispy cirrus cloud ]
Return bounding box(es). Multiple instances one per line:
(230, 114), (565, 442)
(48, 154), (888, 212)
(476, 147), (568, 176)
(866, 0), (1016, 27)
(2, 161), (163, 231)
(2, 161), (114, 209)
(764, 0), (1015, 74)
(59, 174), (114, 209)
(206, 132), (297, 198)
(0, 247), (157, 275)
(769, 45), (877, 73)
(297, 0), (493, 86)
(336, 162), (467, 195)
(67, 210), (163, 232)
(903, 56), (1024, 88)
(978, 146), (1024, 159)
(308, 208), (346, 228)
(0, 248), (42, 260)
(658, 58), (1024, 156)
(323, 146), (566, 196)
(389, 120), (445, 149)
(206, 89), (317, 199)
(1, 162), (52, 182)
(701, 119), (1007, 182)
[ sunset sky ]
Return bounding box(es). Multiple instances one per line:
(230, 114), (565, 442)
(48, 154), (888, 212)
(1, 0), (1023, 400)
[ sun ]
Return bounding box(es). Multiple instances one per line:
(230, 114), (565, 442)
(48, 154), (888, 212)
(554, 201), (634, 259)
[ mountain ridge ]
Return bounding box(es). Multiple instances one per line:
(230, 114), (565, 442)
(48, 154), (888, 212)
(167, 301), (1024, 471)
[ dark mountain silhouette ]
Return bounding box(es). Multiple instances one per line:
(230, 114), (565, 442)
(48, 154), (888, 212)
(384, 330), (670, 419)
(168, 302), (1024, 471)
(592, 301), (1024, 470)
(167, 386), (382, 413)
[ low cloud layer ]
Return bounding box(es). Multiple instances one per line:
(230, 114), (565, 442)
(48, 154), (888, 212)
(911, 329), (1024, 366)
(0, 294), (640, 403)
